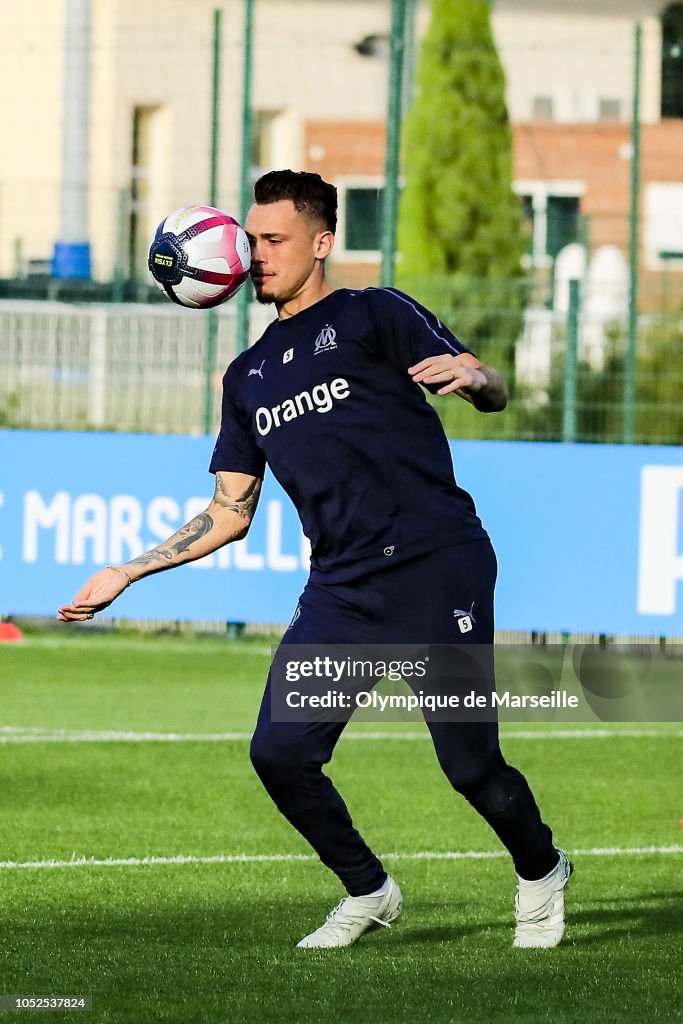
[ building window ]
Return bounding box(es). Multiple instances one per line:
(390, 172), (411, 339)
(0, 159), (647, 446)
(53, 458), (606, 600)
(546, 197), (580, 258)
(598, 98), (622, 121)
(644, 182), (683, 267)
(345, 187), (384, 251)
(129, 105), (167, 280)
(662, 3), (683, 118)
(516, 182), (585, 267)
(532, 96), (554, 120)
(336, 181), (385, 259)
(250, 110), (281, 177)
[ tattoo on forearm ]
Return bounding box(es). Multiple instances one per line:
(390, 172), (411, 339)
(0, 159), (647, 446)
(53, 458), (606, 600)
(214, 475), (261, 520)
(128, 512), (215, 570)
(125, 479), (261, 576)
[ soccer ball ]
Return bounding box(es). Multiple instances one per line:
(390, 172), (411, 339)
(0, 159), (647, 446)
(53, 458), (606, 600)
(148, 205), (251, 309)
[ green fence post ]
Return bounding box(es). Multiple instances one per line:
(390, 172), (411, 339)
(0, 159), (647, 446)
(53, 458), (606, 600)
(625, 21), (642, 444)
(203, 8), (222, 435)
(563, 279), (580, 443)
(236, 0), (255, 355)
(380, 0), (408, 288)
(112, 187), (127, 302)
(401, 0), (418, 114)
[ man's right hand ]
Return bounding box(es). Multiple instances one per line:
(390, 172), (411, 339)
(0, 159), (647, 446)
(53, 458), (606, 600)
(57, 567), (130, 622)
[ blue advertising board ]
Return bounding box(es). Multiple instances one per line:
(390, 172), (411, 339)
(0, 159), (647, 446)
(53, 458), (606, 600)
(1, 430), (681, 635)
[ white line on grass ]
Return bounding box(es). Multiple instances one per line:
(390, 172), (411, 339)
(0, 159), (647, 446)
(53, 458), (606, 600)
(0, 846), (680, 871)
(0, 727), (680, 743)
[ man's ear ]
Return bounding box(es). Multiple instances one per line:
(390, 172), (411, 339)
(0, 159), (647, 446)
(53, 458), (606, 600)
(315, 230), (335, 260)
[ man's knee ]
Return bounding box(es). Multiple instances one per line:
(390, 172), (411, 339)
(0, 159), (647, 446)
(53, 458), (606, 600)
(456, 758), (528, 816)
(249, 727), (316, 785)
(251, 729), (291, 778)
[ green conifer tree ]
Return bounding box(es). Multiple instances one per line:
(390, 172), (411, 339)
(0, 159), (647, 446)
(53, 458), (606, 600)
(397, 0), (527, 380)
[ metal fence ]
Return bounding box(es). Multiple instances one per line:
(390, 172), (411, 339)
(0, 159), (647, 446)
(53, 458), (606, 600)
(431, 293), (683, 447)
(0, 300), (274, 435)
(1, 285), (682, 444)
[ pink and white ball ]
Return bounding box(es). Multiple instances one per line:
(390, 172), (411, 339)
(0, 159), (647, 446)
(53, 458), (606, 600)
(148, 206), (251, 309)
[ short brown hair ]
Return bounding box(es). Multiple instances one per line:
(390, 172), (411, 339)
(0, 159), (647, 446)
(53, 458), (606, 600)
(253, 169), (337, 234)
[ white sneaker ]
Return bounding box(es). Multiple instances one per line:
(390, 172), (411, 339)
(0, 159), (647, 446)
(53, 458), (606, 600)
(513, 849), (573, 948)
(297, 876), (403, 949)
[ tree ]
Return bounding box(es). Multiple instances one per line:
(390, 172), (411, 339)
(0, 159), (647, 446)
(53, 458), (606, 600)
(397, 0), (527, 380)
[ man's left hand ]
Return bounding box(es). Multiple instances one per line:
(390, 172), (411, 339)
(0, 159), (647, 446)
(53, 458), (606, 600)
(408, 352), (487, 397)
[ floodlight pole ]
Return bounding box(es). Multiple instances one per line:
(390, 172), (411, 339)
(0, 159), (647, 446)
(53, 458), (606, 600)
(52, 0), (92, 279)
(380, 0), (408, 287)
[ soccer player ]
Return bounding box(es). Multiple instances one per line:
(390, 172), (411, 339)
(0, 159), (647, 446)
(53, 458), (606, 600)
(58, 169), (571, 950)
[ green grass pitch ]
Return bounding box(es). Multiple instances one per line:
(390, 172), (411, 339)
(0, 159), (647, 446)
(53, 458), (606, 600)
(0, 631), (680, 1024)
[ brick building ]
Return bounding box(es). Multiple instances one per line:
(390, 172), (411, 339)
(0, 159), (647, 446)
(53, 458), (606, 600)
(0, 0), (680, 289)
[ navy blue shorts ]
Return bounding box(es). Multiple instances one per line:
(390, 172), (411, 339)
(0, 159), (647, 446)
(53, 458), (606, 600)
(254, 538), (500, 800)
(282, 537), (497, 648)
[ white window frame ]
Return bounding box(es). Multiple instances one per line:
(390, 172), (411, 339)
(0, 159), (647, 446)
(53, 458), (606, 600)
(335, 176), (386, 263)
(514, 179), (586, 268)
(644, 182), (683, 270)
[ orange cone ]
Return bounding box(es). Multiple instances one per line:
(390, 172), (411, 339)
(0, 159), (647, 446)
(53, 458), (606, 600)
(0, 623), (23, 642)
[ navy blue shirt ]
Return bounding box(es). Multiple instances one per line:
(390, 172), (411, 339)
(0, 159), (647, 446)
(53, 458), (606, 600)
(209, 287), (488, 582)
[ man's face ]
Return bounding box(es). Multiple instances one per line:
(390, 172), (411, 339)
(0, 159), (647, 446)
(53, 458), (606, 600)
(244, 200), (332, 305)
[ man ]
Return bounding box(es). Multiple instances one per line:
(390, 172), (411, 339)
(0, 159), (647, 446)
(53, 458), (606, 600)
(59, 169), (571, 950)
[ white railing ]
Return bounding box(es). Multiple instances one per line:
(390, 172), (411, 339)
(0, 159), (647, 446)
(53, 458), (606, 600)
(0, 300), (274, 434)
